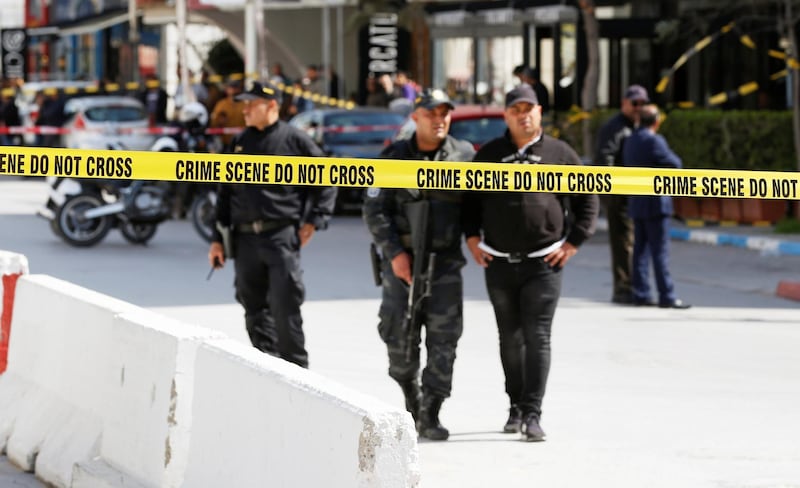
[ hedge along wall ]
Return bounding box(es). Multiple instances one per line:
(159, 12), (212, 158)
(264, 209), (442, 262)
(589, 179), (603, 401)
(659, 110), (795, 172)
(556, 109), (797, 172)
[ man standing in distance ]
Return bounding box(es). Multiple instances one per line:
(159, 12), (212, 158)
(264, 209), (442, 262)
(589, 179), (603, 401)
(363, 89), (475, 440)
(594, 84), (648, 304)
(464, 84), (598, 441)
(623, 104), (691, 309)
(208, 81), (337, 368)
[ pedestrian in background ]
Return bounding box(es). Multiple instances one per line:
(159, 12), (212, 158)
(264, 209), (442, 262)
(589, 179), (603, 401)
(0, 85), (20, 146)
(623, 104), (691, 309)
(138, 73), (168, 125)
(513, 65), (550, 115)
(210, 79), (246, 148)
(363, 88), (475, 441)
(208, 81), (337, 368)
(594, 84), (648, 305)
(464, 84), (598, 442)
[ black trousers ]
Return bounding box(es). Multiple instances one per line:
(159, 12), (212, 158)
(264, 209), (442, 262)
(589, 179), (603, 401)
(485, 257), (562, 419)
(604, 195), (633, 300)
(233, 226), (307, 368)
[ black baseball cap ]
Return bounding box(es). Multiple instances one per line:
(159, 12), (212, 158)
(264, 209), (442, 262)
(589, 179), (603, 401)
(624, 84), (649, 102)
(505, 84), (539, 108)
(234, 81), (282, 102)
(414, 89), (454, 110)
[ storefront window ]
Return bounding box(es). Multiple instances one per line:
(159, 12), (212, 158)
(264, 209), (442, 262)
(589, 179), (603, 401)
(76, 33), (95, 80)
(475, 36), (522, 106)
(559, 23), (576, 89)
(432, 37), (473, 103)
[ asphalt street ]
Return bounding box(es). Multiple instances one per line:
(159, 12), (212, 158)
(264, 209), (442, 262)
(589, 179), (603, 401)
(1, 177), (799, 487)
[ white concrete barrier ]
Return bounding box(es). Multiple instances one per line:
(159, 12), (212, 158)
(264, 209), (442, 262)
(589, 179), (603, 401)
(0, 250), (29, 373)
(183, 338), (420, 488)
(0, 272), (420, 487)
(0, 275), (224, 487)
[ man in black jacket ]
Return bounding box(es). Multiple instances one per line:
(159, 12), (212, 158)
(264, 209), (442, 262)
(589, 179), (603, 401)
(594, 84), (647, 304)
(363, 89), (475, 441)
(208, 81), (337, 368)
(464, 84), (598, 442)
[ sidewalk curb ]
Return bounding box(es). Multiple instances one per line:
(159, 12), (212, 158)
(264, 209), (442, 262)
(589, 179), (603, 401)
(595, 218), (800, 257)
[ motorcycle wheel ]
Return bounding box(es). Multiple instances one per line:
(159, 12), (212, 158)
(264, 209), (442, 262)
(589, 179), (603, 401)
(55, 194), (113, 247)
(190, 192), (216, 243)
(120, 222), (159, 245)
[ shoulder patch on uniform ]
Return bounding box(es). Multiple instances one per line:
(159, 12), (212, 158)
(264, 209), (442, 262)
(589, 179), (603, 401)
(366, 187), (381, 198)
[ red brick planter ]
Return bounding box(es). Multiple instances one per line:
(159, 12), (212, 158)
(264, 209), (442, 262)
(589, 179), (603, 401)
(720, 199), (743, 222)
(699, 198), (722, 221)
(741, 199), (787, 224)
(674, 197), (701, 219)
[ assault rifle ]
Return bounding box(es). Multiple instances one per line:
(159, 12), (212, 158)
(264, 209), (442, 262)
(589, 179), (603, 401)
(402, 199), (436, 363)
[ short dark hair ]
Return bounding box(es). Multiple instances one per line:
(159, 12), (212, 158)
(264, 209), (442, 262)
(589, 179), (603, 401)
(639, 104), (660, 128)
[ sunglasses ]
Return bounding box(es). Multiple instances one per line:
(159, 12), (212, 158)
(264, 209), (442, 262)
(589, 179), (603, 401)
(631, 100), (646, 107)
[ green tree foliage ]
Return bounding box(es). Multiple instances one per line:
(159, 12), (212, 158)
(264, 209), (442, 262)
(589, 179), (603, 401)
(207, 39), (244, 76)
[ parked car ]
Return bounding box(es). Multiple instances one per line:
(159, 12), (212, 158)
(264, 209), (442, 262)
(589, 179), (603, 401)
(393, 104), (507, 150)
(61, 96), (159, 151)
(289, 108), (405, 212)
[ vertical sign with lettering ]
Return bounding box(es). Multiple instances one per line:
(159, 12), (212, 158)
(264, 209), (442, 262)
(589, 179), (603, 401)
(1, 29), (27, 81)
(358, 12), (410, 103)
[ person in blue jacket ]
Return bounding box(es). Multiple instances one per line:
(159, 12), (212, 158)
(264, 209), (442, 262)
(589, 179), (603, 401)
(622, 104), (691, 309)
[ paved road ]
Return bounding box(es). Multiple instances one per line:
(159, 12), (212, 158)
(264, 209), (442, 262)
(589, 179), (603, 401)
(2, 178), (799, 487)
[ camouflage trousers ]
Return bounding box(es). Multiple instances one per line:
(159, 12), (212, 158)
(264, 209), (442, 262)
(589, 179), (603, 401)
(377, 251), (465, 398)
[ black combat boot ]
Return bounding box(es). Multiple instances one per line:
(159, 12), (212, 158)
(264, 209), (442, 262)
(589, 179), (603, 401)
(417, 395), (449, 441)
(399, 380), (421, 422)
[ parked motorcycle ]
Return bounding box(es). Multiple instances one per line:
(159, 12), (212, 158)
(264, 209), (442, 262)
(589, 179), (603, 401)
(190, 188), (217, 243)
(38, 102), (217, 246)
(172, 102), (219, 243)
(42, 178), (173, 247)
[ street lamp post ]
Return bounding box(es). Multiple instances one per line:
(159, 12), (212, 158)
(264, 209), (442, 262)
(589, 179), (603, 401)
(128, 0), (139, 82)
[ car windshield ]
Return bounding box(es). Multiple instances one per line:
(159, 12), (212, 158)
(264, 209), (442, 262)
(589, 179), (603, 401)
(323, 112), (405, 145)
(84, 105), (148, 123)
(449, 117), (507, 146)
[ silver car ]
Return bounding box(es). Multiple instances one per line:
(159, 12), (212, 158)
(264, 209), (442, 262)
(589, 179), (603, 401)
(61, 96), (158, 151)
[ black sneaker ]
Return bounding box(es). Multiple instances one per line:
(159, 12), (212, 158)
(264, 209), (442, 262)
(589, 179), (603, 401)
(659, 299), (691, 309)
(503, 406), (522, 433)
(521, 414), (546, 442)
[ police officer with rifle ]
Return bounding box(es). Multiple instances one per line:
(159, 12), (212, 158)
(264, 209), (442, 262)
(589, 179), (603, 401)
(363, 89), (475, 441)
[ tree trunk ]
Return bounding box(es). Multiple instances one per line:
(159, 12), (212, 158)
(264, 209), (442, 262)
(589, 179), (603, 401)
(580, 0), (600, 160)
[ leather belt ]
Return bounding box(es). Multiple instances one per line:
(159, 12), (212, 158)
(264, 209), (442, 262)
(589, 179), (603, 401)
(479, 239), (566, 263)
(236, 219), (294, 234)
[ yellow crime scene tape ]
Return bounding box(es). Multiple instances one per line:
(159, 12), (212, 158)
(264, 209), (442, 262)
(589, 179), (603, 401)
(0, 145), (798, 200)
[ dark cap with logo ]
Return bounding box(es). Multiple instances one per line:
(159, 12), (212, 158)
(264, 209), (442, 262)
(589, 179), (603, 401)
(505, 84), (539, 108)
(624, 84), (649, 102)
(414, 89), (455, 110)
(234, 81), (282, 102)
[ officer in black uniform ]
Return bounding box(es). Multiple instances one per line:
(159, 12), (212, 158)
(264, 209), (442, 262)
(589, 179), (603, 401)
(595, 84), (648, 304)
(464, 84), (598, 441)
(208, 81), (337, 368)
(363, 89), (475, 441)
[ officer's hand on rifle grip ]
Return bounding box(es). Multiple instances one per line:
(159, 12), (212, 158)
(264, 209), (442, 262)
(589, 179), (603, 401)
(391, 251), (412, 284)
